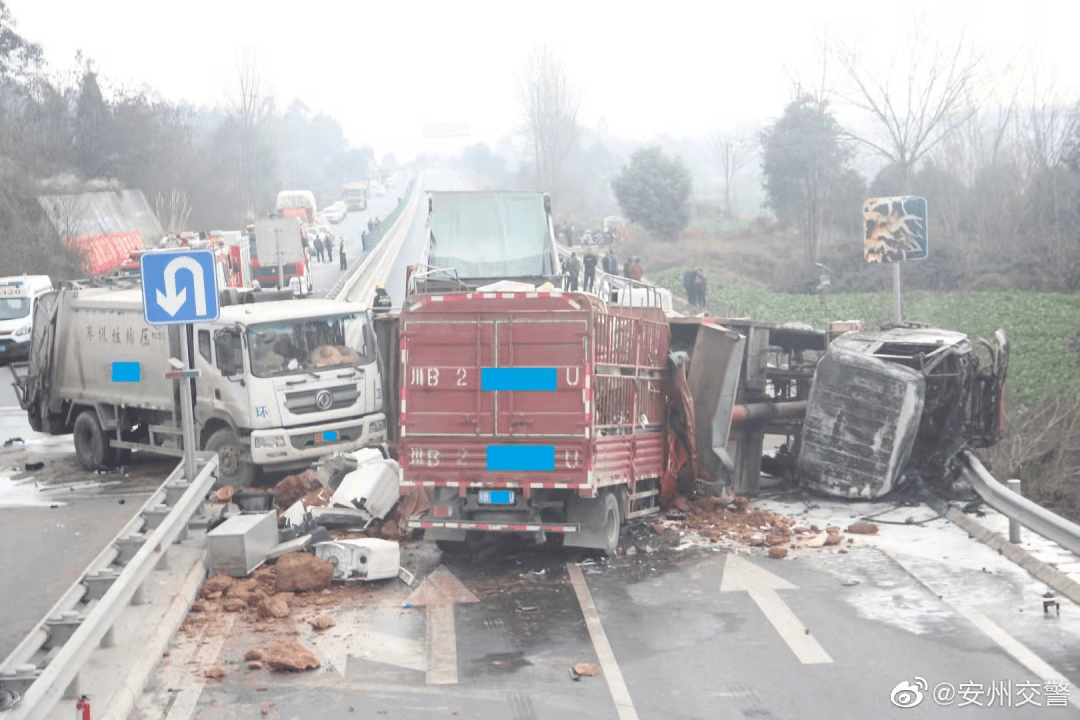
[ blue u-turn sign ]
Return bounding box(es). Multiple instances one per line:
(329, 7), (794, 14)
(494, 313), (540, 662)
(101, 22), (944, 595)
(140, 250), (220, 325)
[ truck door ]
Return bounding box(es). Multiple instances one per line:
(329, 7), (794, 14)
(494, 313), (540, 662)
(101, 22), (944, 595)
(493, 319), (588, 438)
(402, 319), (495, 437)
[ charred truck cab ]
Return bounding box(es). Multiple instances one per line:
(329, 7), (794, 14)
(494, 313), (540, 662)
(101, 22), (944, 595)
(796, 323), (1009, 499)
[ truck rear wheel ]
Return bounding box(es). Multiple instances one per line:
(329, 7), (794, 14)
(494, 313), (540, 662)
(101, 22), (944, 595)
(600, 490), (622, 557)
(204, 427), (257, 488)
(73, 410), (107, 471)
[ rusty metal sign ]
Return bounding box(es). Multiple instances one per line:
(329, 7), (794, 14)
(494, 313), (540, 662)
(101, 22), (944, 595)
(863, 196), (928, 263)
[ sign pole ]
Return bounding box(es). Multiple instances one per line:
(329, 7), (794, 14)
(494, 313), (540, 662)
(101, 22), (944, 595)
(892, 262), (903, 324)
(178, 326), (198, 482)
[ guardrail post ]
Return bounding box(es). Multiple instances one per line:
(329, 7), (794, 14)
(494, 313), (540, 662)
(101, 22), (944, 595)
(114, 534), (144, 565)
(1007, 478), (1023, 543)
(83, 570), (119, 601)
(165, 482), (190, 506)
(0, 665), (39, 696)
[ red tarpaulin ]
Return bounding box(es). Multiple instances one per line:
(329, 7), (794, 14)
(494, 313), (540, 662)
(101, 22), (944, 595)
(67, 231), (145, 274)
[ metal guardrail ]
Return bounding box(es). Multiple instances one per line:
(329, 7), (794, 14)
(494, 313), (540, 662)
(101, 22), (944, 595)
(960, 450), (1080, 557)
(327, 174), (419, 301)
(339, 180), (424, 306)
(0, 454), (219, 717)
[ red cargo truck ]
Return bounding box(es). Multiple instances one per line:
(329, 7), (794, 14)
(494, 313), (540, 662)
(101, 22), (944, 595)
(396, 289), (692, 554)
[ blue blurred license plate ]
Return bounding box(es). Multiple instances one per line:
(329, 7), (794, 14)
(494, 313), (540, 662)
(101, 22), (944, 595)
(0, 346), (6, 353)
(479, 490), (515, 505)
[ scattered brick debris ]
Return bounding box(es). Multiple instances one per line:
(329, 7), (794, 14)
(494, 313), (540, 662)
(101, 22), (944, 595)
(573, 663), (601, 676)
(203, 666), (226, 679)
(768, 546), (788, 559)
(846, 522), (879, 535)
(264, 642), (321, 672)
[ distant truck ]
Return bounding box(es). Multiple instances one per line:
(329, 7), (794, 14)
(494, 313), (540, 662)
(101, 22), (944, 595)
(411, 191), (561, 292)
(0, 276), (54, 362)
(342, 183), (368, 212)
(250, 217), (312, 297)
(275, 190), (318, 225)
(13, 283), (388, 487)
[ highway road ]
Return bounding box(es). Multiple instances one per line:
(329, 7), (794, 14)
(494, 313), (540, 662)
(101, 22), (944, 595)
(5, 170), (1080, 718)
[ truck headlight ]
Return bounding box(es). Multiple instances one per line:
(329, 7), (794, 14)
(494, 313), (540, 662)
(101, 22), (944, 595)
(14, 325), (30, 337)
(369, 419), (386, 434)
(253, 435), (286, 448)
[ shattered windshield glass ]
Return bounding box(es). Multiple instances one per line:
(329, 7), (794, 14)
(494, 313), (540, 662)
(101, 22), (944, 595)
(247, 313), (374, 378)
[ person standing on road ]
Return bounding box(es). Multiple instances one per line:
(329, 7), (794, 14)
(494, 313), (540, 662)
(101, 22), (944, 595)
(325, 235), (333, 263)
(627, 256), (644, 281)
(683, 268), (698, 306)
(582, 251), (598, 293)
(567, 252), (582, 291)
(693, 269), (709, 308)
(313, 235), (325, 263)
(339, 238), (348, 270)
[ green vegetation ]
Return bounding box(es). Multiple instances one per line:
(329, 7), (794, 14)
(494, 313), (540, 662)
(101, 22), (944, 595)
(654, 266), (1080, 404)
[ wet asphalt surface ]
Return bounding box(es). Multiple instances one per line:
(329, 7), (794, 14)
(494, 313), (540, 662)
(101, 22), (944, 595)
(137, 530), (1080, 720)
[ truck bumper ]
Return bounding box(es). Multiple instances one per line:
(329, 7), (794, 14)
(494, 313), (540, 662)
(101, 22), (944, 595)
(250, 413), (387, 466)
(410, 519), (578, 533)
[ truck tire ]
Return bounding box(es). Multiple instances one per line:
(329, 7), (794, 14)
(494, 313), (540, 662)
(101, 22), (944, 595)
(600, 490), (622, 557)
(204, 427), (257, 488)
(73, 410), (107, 471)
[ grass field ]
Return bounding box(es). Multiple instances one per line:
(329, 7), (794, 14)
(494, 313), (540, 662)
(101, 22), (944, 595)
(654, 266), (1080, 405)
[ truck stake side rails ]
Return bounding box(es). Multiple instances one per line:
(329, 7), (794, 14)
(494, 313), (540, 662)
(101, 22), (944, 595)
(13, 282), (387, 487)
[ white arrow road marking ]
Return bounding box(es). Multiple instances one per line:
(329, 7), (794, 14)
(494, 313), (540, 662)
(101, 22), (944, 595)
(156, 256), (207, 317)
(566, 562), (639, 720)
(307, 617), (427, 679)
(404, 565), (479, 685)
(720, 554), (833, 664)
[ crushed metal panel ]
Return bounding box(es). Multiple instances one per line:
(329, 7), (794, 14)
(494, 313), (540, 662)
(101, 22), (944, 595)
(314, 538), (400, 581)
(686, 323), (746, 483)
(330, 459), (401, 521)
(797, 349), (925, 499)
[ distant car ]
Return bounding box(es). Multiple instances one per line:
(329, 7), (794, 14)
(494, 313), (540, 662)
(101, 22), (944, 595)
(373, 184), (386, 197)
(323, 204), (346, 224)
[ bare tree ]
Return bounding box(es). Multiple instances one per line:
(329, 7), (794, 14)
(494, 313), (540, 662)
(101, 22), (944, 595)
(834, 29), (982, 193)
(515, 45), (580, 195)
(155, 190), (191, 236)
(706, 131), (752, 216)
(227, 48), (274, 221)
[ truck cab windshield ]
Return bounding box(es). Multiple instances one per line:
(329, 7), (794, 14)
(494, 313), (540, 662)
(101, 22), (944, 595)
(247, 313), (374, 378)
(0, 298), (30, 320)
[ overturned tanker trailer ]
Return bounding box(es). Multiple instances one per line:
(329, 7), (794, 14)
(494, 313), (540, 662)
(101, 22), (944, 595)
(796, 323), (1009, 499)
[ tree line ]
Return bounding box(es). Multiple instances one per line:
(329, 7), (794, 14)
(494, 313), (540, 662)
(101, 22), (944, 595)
(0, 2), (382, 277)
(504, 39), (1080, 294)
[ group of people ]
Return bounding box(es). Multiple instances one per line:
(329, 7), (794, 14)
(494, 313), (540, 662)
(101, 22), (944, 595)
(309, 233), (348, 270)
(555, 222), (617, 248)
(560, 249), (645, 292)
(682, 267), (709, 308)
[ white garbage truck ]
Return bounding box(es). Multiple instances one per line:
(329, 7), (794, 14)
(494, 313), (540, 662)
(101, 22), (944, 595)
(12, 280), (387, 486)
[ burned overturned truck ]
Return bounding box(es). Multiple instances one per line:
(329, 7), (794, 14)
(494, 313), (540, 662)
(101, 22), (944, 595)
(796, 324), (1009, 499)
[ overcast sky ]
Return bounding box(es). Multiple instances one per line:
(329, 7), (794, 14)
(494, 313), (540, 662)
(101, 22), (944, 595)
(9, 0), (1080, 161)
